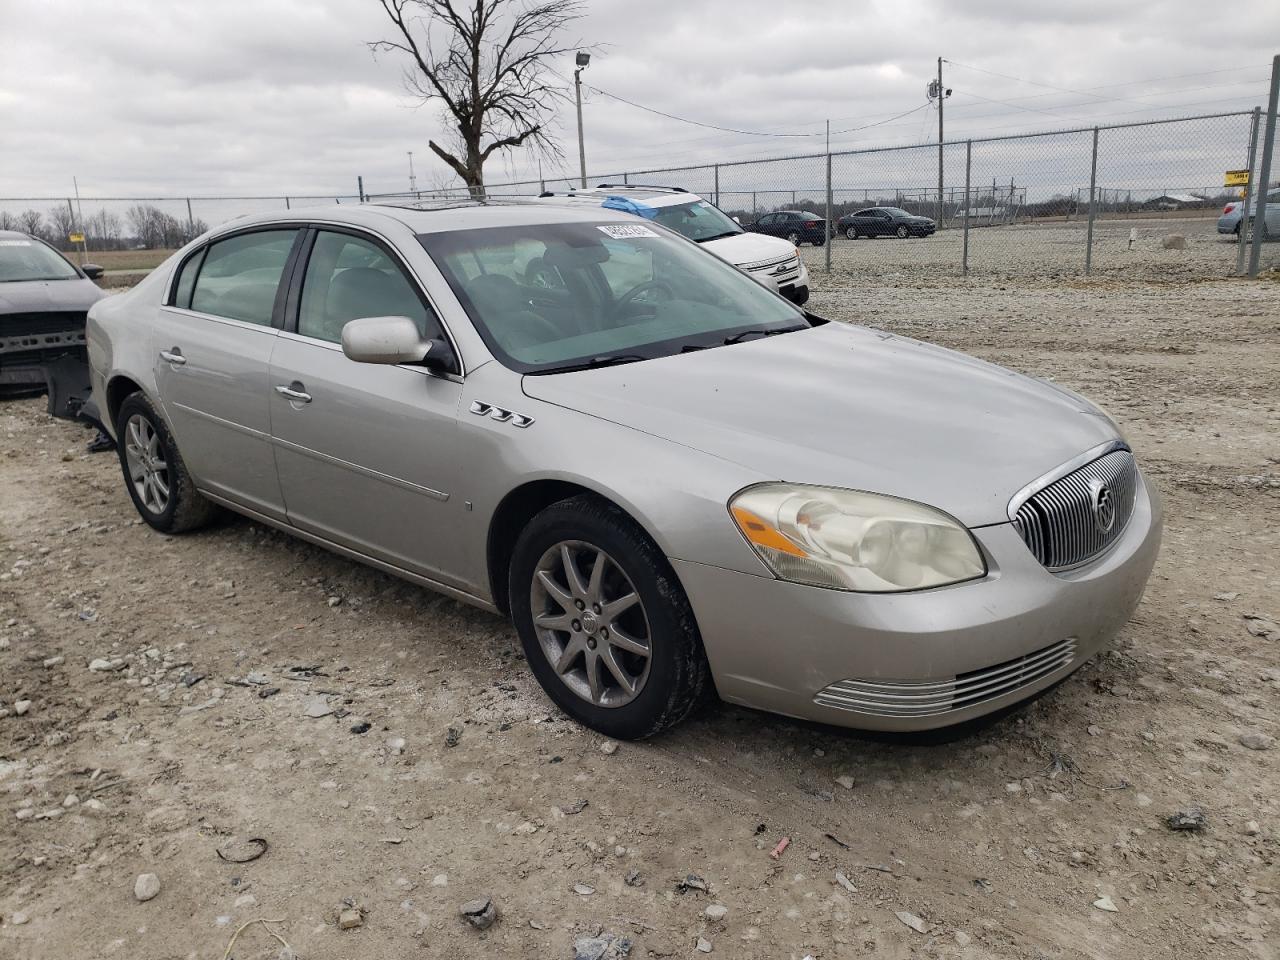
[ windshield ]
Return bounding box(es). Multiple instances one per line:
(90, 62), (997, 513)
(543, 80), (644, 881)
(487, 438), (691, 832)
(0, 238), (79, 282)
(420, 221), (807, 373)
(648, 199), (742, 243)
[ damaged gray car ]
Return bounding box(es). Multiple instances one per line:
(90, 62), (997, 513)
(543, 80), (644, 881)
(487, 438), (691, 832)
(0, 229), (105, 421)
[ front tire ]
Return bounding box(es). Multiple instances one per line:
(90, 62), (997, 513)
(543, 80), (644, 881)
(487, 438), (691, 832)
(896, 225), (910, 239)
(510, 495), (710, 739)
(115, 392), (216, 533)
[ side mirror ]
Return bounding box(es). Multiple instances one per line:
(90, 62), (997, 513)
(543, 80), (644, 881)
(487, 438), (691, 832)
(341, 315), (457, 372)
(82, 264), (104, 280)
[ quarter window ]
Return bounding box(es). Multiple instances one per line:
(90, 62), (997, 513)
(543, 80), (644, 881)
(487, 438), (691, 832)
(297, 231), (439, 345)
(189, 229), (298, 326)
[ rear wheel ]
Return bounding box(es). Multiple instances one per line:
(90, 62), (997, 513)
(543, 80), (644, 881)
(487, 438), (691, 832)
(115, 392), (216, 533)
(845, 226), (858, 240)
(510, 495), (710, 739)
(786, 231), (801, 246)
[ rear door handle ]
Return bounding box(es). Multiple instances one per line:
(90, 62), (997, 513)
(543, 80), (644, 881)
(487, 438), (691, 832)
(160, 348), (186, 365)
(275, 383), (312, 403)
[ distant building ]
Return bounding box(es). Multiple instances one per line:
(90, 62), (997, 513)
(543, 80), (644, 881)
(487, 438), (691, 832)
(1146, 193), (1209, 210)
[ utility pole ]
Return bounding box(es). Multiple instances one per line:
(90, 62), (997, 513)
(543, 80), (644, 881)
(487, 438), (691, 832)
(927, 59), (950, 225)
(937, 56), (944, 225)
(72, 176), (86, 264)
(574, 52), (591, 188)
(408, 151), (417, 195)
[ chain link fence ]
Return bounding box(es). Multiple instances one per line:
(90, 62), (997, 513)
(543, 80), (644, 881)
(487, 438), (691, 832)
(3, 108), (1277, 280)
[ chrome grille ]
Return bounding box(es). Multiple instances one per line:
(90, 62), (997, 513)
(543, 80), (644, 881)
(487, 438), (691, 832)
(1012, 450), (1138, 570)
(814, 638), (1077, 717)
(743, 253), (800, 274)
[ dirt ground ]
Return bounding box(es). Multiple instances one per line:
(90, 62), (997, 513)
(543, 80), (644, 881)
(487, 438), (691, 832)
(1, 263), (1278, 960)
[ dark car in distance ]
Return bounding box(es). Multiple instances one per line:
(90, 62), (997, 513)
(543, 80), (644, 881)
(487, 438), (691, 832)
(839, 207), (937, 239)
(0, 229), (105, 417)
(744, 210), (831, 246)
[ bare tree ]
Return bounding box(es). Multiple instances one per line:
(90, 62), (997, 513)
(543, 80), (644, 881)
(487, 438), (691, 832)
(370, 0), (583, 197)
(0, 210), (16, 232)
(47, 205), (77, 250)
(17, 209), (43, 237)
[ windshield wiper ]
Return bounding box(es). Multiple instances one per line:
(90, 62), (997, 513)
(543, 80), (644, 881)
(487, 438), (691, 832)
(696, 230), (742, 243)
(546, 353), (649, 373)
(722, 325), (807, 345)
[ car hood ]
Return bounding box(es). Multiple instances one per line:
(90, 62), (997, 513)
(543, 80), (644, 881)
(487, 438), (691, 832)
(0, 278), (105, 314)
(702, 231), (796, 266)
(521, 323), (1121, 526)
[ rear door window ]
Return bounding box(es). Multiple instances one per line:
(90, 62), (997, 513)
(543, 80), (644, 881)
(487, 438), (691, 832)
(190, 229), (299, 326)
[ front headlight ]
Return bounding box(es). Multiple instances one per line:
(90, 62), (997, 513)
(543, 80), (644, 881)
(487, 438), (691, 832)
(729, 484), (986, 592)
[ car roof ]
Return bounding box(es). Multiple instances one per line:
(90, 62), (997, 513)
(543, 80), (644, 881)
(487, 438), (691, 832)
(536, 187), (701, 210)
(0, 229), (36, 241)
(204, 198), (641, 237)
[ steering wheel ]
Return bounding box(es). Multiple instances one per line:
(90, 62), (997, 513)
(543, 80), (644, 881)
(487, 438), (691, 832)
(612, 279), (674, 319)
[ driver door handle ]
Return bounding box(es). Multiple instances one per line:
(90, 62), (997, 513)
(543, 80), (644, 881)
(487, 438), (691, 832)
(275, 383), (312, 403)
(160, 348), (186, 365)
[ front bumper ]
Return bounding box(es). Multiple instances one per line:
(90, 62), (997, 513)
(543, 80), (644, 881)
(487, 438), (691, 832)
(674, 470), (1162, 731)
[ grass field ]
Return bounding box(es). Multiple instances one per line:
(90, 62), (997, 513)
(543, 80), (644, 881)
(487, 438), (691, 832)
(80, 248), (175, 272)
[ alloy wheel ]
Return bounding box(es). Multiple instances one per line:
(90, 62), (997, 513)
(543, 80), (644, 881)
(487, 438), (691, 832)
(530, 540), (652, 708)
(123, 414), (170, 515)
(896, 225), (909, 238)
(786, 231), (801, 245)
(845, 227), (857, 240)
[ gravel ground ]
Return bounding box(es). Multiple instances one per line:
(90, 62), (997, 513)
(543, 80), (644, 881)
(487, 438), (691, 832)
(1, 265), (1278, 959)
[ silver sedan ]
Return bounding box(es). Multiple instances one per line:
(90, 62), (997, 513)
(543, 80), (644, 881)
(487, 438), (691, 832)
(86, 201), (1162, 739)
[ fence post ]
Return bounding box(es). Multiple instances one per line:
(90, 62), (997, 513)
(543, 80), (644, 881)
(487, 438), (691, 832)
(962, 140), (972, 276)
(713, 164), (720, 207)
(1248, 55), (1279, 278)
(1236, 107), (1262, 275)
(357, 176), (365, 203)
(185, 198), (194, 238)
(1085, 127), (1100, 275)
(824, 152), (832, 274)
(285, 196), (291, 210)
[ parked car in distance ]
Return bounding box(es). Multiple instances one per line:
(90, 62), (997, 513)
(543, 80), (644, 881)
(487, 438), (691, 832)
(743, 210), (831, 246)
(88, 200), (1161, 741)
(1, 229), (105, 416)
(839, 207), (937, 239)
(536, 184), (809, 305)
(1218, 190), (1279, 238)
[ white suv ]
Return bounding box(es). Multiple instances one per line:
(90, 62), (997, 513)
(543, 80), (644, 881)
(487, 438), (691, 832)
(536, 185), (809, 305)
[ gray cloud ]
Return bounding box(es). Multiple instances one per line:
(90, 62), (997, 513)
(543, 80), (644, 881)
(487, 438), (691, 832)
(0, 0), (1276, 202)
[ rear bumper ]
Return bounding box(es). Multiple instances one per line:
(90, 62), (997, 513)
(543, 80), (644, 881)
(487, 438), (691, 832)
(1217, 214), (1241, 234)
(674, 470), (1162, 731)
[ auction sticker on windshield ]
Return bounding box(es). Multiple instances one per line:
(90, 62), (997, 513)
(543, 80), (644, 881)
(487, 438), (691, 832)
(0, 240), (33, 246)
(597, 224), (659, 239)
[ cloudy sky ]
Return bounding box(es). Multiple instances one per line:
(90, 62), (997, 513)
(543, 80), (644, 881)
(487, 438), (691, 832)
(1, 0), (1277, 201)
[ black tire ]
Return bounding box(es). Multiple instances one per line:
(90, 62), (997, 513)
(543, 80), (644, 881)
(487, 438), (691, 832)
(812, 236), (825, 247)
(896, 225), (910, 239)
(115, 392), (216, 534)
(845, 226), (858, 240)
(509, 494), (710, 739)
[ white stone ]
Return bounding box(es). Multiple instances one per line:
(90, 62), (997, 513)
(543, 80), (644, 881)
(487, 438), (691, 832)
(134, 873), (161, 902)
(704, 903), (728, 921)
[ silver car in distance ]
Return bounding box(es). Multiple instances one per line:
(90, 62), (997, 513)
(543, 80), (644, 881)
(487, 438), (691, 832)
(86, 201), (1162, 740)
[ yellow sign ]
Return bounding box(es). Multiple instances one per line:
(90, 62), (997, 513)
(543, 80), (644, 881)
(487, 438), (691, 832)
(1224, 169), (1250, 187)
(69, 232), (85, 243)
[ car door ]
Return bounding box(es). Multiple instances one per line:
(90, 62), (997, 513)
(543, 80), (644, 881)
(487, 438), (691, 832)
(267, 226), (467, 585)
(153, 227), (303, 519)
(754, 213), (777, 236)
